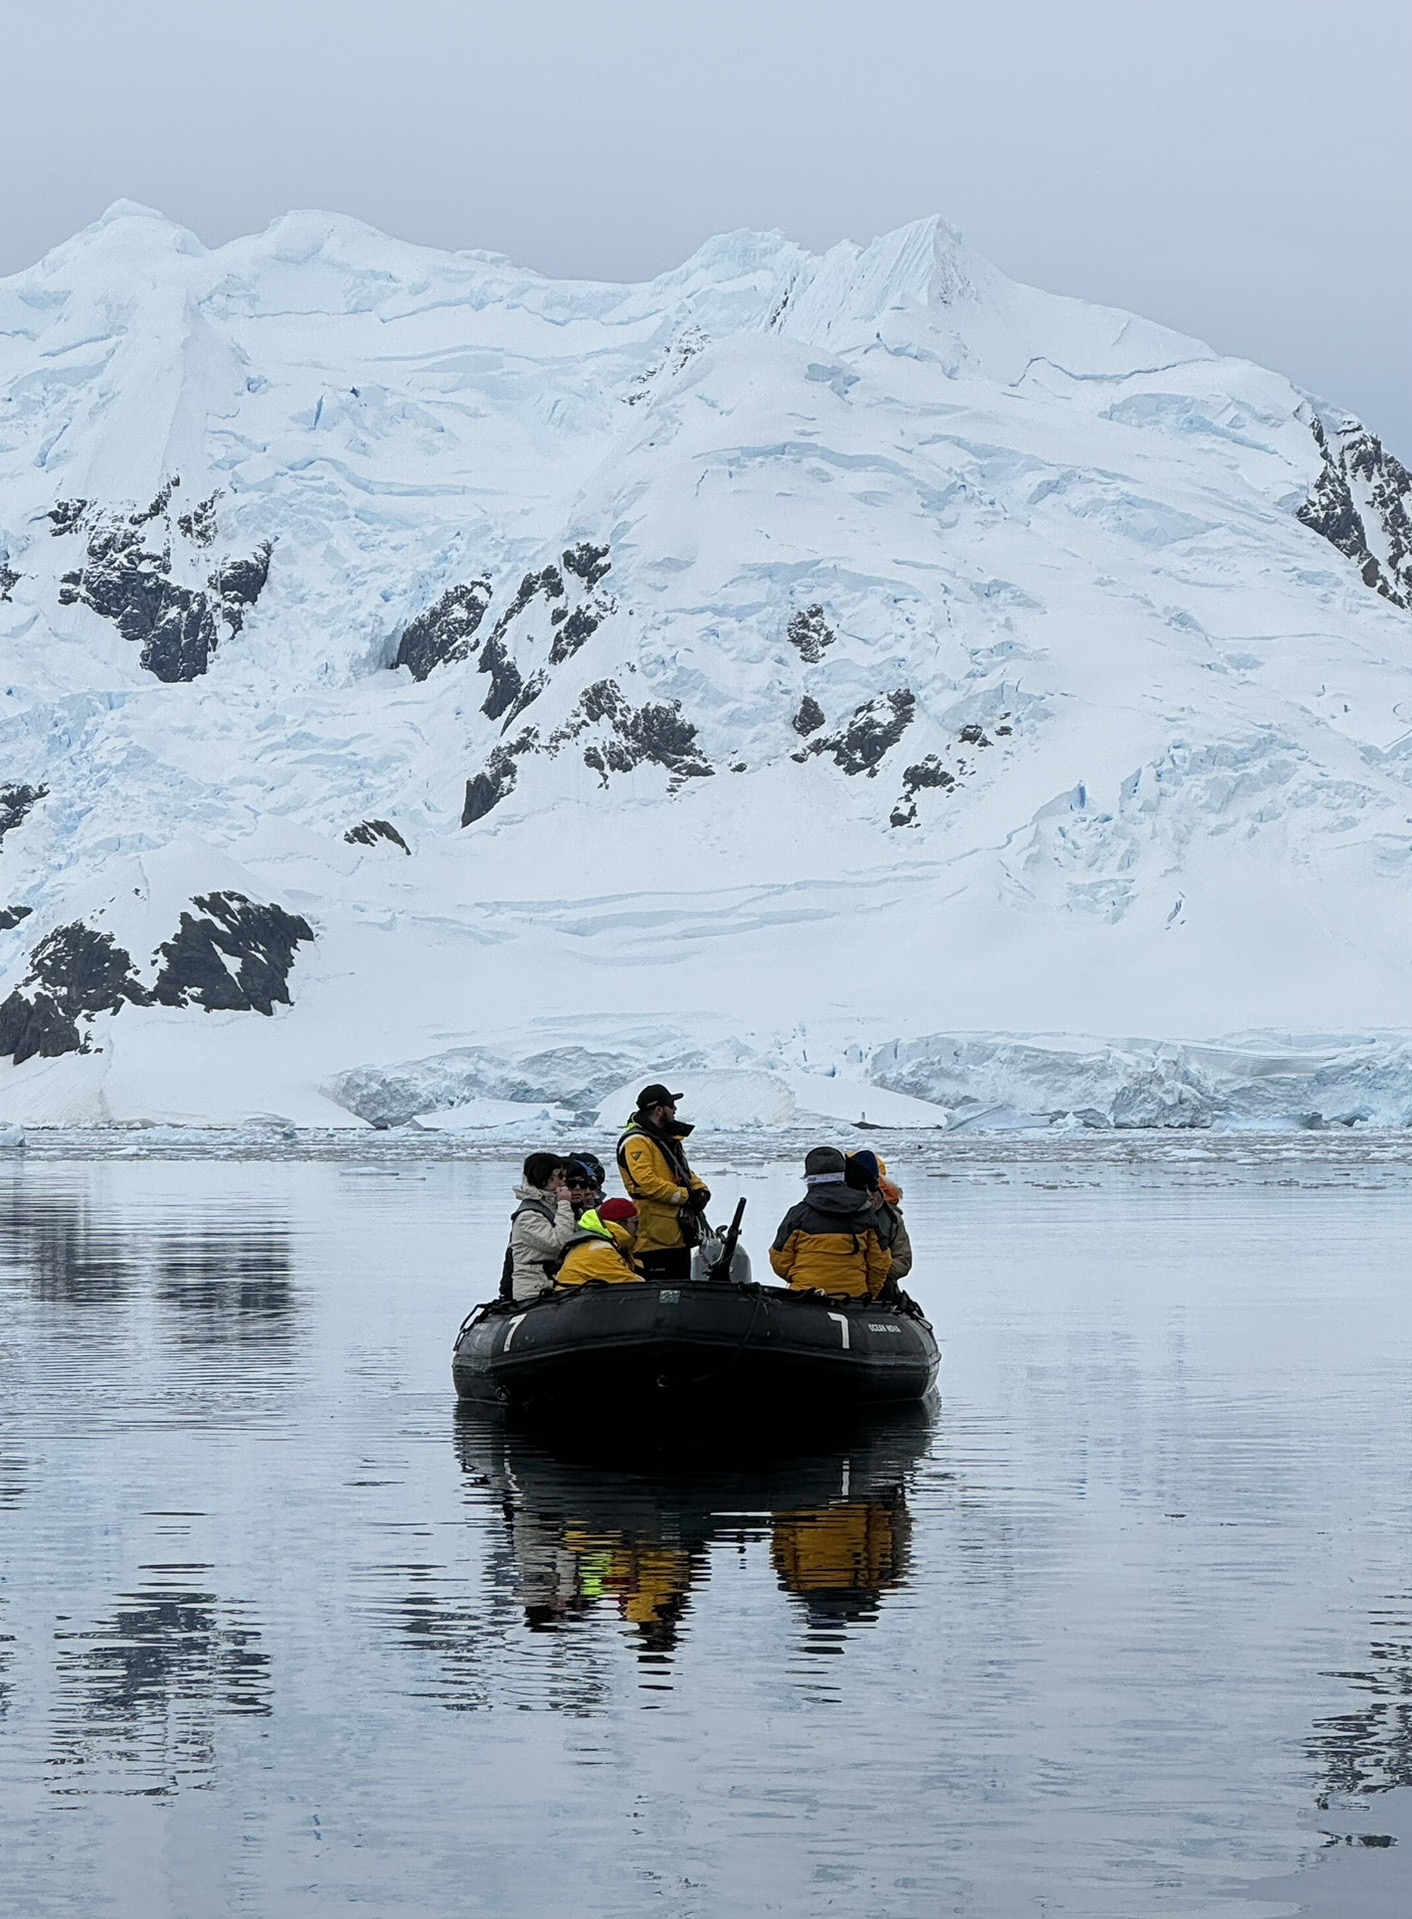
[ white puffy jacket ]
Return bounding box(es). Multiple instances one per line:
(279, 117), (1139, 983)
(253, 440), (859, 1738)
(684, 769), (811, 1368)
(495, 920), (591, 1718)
(508, 1181), (578, 1302)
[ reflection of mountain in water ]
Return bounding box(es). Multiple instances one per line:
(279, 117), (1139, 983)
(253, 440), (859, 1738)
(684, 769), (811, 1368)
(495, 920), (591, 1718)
(1309, 1600), (1412, 1799)
(0, 1176), (296, 1347)
(431, 1408), (930, 1693)
(0, 1604), (12, 1722)
(0, 1185), (132, 1305)
(51, 1577), (271, 1795)
(156, 1228), (295, 1347)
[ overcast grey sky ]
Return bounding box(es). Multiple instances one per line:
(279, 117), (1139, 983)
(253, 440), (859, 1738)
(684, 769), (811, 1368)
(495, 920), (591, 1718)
(4, 0), (1409, 451)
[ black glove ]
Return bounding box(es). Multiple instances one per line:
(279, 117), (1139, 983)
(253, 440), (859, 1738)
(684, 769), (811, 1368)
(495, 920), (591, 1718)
(686, 1187), (711, 1213)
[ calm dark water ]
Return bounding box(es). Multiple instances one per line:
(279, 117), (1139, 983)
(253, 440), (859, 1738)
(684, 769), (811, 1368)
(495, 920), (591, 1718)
(3, 1151), (1412, 1916)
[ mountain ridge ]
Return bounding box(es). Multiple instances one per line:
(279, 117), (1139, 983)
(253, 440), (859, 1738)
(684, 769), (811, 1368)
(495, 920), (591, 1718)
(1, 205), (1410, 1129)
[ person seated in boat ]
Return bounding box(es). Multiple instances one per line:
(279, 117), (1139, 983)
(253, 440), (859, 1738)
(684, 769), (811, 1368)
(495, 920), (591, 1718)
(845, 1150), (913, 1286)
(769, 1147), (892, 1299)
(555, 1197), (645, 1288)
(506, 1152), (578, 1303)
(616, 1083), (711, 1281)
(563, 1152), (606, 1220)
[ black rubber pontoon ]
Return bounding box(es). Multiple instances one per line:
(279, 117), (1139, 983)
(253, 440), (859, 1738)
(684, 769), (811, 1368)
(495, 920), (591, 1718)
(452, 1280), (939, 1415)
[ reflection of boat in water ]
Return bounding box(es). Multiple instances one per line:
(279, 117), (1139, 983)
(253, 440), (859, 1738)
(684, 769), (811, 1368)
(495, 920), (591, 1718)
(455, 1404), (932, 1652)
(452, 1281), (940, 1416)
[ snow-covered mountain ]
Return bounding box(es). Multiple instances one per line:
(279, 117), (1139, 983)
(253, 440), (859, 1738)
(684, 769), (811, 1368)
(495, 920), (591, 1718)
(1, 200), (1411, 1131)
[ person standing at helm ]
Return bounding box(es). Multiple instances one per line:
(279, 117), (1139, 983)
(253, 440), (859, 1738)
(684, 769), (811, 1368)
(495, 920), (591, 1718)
(769, 1146), (892, 1299)
(616, 1083), (711, 1281)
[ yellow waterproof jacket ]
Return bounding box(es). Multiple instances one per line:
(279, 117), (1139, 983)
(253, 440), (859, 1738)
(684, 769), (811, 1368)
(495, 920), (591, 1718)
(617, 1122), (709, 1253)
(555, 1214), (643, 1287)
(768, 1182), (892, 1298)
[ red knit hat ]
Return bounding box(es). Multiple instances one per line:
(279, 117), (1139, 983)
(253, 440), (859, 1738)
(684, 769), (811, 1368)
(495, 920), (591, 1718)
(598, 1198), (638, 1224)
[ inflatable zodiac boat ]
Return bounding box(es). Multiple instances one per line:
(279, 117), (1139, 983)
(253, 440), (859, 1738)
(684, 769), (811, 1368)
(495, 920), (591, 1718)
(452, 1278), (940, 1415)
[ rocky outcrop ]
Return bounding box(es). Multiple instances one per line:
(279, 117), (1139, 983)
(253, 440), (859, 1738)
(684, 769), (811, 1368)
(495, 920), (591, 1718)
(889, 716), (1015, 826)
(0, 784), (46, 846)
(795, 690), (915, 776)
(51, 485), (272, 682)
(461, 672), (712, 825)
(478, 567), (565, 720)
(786, 604), (835, 663)
(560, 680), (713, 789)
(344, 818), (410, 854)
(0, 921), (148, 1064)
(151, 892), (313, 1015)
(547, 602), (605, 666)
(0, 560), (17, 602)
(176, 493), (219, 547)
(792, 695), (825, 736)
(562, 542), (611, 588)
(462, 741), (525, 825)
(207, 546), (271, 636)
(392, 579), (491, 681)
(1299, 417), (1412, 609)
(0, 905), (32, 931)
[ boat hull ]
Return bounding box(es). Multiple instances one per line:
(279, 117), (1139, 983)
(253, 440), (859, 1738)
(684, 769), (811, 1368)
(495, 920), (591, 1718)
(452, 1281), (939, 1415)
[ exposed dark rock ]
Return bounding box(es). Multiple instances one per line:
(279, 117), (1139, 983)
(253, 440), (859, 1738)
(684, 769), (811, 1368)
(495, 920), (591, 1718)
(478, 633), (523, 720)
(787, 605), (835, 663)
(890, 756), (955, 827)
(801, 691), (915, 776)
(958, 722), (990, 747)
(562, 543), (611, 588)
(152, 893), (314, 1016)
(548, 602), (604, 666)
(1299, 417), (1412, 608)
(48, 499), (90, 537)
(475, 567), (565, 717)
(495, 567), (564, 633)
(568, 679), (713, 786)
(393, 579), (491, 681)
(0, 562), (17, 603)
(629, 703), (706, 766)
(0, 990), (81, 1064)
(0, 921), (149, 1064)
(136, 479), (177, 525)
(0, 905), (33, 931)
(55, 496), (273, 683)
(208, 543), (272, 635)
(0, 784), (46, 845)
(502, 669), (547, 728)
(345, 819), (411, 854)
(141, 589), (221, 682)
(462, 745), (519, 825)
(178, 493), (219, 547)
(903, 757), (957, 794)
(792, 695), (825, 736)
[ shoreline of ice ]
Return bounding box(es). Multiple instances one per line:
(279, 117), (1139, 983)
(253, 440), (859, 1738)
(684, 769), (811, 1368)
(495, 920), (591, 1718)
(4, 1122), (1412, 1192)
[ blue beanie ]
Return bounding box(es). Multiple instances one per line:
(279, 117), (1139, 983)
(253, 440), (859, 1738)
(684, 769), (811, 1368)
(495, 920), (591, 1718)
(845, 1150), (880, 1190)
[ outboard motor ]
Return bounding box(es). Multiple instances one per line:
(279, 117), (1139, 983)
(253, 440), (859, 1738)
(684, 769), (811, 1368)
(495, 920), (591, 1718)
(691, 1199), (750, 1284)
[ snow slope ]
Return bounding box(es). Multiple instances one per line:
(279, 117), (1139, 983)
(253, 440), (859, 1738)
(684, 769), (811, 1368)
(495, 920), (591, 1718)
(1, 202), (1411, 1130)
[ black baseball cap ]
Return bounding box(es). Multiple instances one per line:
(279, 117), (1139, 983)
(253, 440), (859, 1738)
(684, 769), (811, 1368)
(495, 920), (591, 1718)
(637, 1082), (684, 1108)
